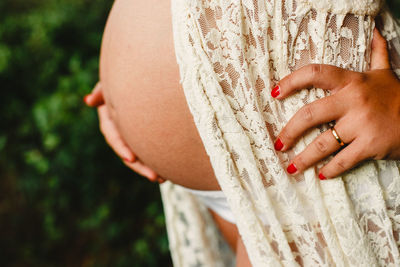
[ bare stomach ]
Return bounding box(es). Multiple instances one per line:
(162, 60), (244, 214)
(99, 0), (220, 190)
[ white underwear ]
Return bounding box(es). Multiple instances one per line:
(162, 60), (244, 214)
(182, 187), (236, 224)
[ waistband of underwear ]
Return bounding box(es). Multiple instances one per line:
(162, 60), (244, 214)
(181, 187), (236, 224)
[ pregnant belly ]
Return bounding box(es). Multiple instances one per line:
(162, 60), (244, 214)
(99, 0), (220, 190)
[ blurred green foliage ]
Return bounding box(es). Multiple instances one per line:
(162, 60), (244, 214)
(0, 0), (171, 266)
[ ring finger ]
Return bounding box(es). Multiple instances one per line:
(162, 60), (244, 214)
(286, 119), (354, 175)
(276, 95), (346, 151)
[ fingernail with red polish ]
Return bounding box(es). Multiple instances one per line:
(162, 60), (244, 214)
(157, 177), (166, 184)
(287, 163), (297, 174)
(271, 85), (280, 98)
(123, 157), (132, 162)
(319, 173), (326, 180)
(274, 138), (284, 151)
(83, 94), (90, 104)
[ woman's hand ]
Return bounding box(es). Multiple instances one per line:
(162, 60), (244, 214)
(84, 83), (166, 184)
(272, 28), (400, 180)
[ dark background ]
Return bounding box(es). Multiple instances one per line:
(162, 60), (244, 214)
(0, 0), (170, 266)
(0, 0), (399, 266)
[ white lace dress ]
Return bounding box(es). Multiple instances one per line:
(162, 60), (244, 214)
(160, 0), (400, 266)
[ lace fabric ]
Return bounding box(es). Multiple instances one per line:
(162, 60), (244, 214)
(161, 0), (400, 266)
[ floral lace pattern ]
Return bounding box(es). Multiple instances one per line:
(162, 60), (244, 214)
(161, 0), (400, 266)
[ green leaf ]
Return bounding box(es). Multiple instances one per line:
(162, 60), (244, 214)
(24, 149), (49, 174)
(0, 135), (7, 151)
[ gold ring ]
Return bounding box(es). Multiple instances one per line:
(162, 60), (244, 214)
(330, 126), (345, 147)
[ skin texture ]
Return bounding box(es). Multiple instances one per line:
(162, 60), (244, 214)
(88, 1), (252, 265)
(97, 0), (220, 190)
(273, 28), (400, 180)
(85, 83), (166, 183)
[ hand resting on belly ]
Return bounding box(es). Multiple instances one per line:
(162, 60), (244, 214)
(96, 0), (220, 190)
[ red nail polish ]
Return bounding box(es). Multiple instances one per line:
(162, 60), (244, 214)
(274, 138), (284, 151)
(83, 95), (90, 104)
(123, 157), (132, 162)
(271, 85), (280, 98)
(157, 177), (166, 184)
(287, 163), (297, 174)
(319, 173), (326, 180)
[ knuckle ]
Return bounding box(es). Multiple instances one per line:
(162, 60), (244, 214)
(282, 75), (293, 92)
(353, 149), (365, 163)
(358, 110), (374, 124)
(300, 105), (314, 122)
(375, 153), (390, 160)
(363, 134), (381, 151)
(358, 93), (371, 107)
(335, 157), (348, 172)
(295, 155), (307, 170)
(352, 72), (368, 85)
(373, 153), (384, 160)
(280, 130), (294, 144)
(349, 88), (370, 108)
(314, 138), (328, 153)
(371, 146), (388, 160)
(311, 64), (322, 80)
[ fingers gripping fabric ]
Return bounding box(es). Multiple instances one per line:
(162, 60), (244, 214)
(161, 0), (400, 266)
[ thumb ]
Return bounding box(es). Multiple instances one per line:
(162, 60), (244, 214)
(370, 27), (391, 70)
(84, 82), (105, 107)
